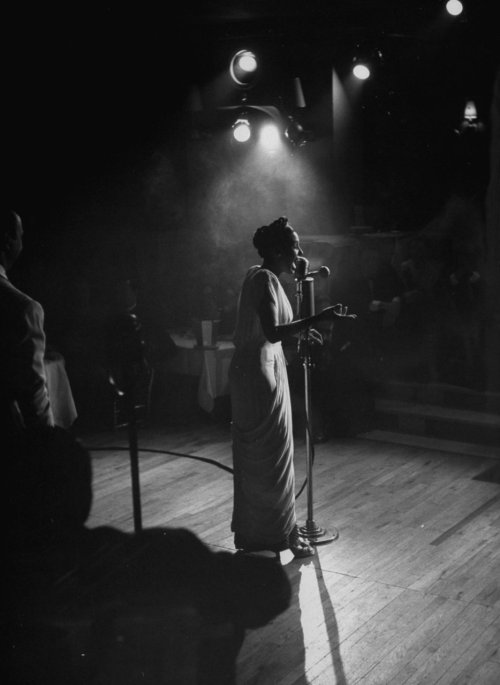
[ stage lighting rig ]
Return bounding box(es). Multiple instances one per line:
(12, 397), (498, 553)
(284, 115), (313, 148)
(222, 105), (285, 146)
(225, 49), (313, 150)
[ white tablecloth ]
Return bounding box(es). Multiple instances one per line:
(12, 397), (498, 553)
(44, 354), (78, 429)
(168, 333), (234, 413)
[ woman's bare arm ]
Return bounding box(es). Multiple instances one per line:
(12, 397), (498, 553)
(258, 300), (355, 343)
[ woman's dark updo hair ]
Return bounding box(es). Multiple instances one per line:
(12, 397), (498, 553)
(253, 216), (294, 259)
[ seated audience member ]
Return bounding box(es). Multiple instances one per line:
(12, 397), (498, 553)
(0, 209), (54, 440)
(361, 245), (404, 375)
(443, 235), (486, 387)
(328, 242), (376, 374)
(398, 236), (448, 382)
(288, 246), (374, 440)
(7, 426), (291, 685)
(416, 191), (487, 387)
(218, 286), (238, 336)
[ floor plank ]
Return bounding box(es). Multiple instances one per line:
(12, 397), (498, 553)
(79, 418), (500, 684)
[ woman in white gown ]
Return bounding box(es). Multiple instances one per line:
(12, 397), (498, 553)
(229, 217), (354, 558)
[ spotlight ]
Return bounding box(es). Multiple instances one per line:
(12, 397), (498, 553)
(232, 117), (251, 142)
(456, 99), (485, 135)
(229, 50), (259, 88)
(259, 123), (282, 151)
(351, 47), (382, 80)
(446, 0), (463, 16)
(352, 62), (370, 80)
(464, 100), (478, 122)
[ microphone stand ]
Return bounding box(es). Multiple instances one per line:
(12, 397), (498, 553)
(125, 390), (143, 534)
(107, 306), (147, 535)
(296, 275), (339, 545)
(110, 381), (143, 534)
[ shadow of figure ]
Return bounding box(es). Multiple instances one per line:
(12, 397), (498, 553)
(233, 553), (311, 684)
(6, 426), (292, 685)
(312, 553), (348, 685)
(232, 548), (349, 683)
(290, 554), (348, 685)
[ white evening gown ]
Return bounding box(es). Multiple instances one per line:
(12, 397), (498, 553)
(229, 266), (296, 551)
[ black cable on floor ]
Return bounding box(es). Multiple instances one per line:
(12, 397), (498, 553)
(88, 424), (314, 498)
(89, 445), (234, 474)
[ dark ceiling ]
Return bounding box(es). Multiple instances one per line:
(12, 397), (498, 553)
(4, 1), (499, 210)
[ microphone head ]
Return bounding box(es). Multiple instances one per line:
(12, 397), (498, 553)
(294, 256), (309, 279)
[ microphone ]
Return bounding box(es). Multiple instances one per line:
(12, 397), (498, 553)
(307, 265), (331, 278)
(294, 256), (330, 280)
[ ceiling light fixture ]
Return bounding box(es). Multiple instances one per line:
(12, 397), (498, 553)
(446, 0), (464, 17)
(232, 117), (251, 142)
(229, 50), (259, 89)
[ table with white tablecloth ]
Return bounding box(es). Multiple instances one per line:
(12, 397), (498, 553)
(167, 332), (234, 414)
(44, 353), (78, 429)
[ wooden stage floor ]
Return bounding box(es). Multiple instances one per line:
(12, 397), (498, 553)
(82, 417), (500, 685)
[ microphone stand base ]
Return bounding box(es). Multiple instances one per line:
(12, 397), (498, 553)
(299, 521), (339, 545)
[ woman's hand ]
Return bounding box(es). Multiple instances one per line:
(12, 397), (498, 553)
(320, 304), (357, 320)
(307, 328), (324, 345)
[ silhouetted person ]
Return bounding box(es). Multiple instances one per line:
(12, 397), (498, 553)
(0, 209), (53, 441)
(444, 234), (486, 387)
(362, 245), (404, 378)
